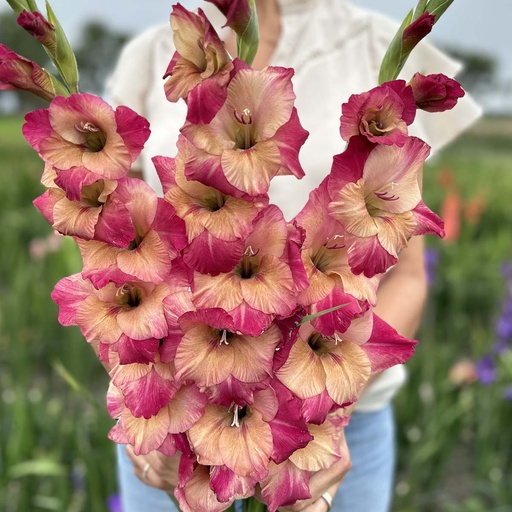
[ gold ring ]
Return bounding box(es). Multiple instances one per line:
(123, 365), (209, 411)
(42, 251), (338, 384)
(320, 491), (333, 511)
(142, 462), (151, 482)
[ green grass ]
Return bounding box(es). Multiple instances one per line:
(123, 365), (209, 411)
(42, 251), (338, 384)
(1, 115), (512, 511)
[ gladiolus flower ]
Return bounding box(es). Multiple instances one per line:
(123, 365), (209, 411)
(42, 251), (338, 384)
(154, 150), (266, 275)
(188, 386), (310, 480)
(409, 72), (465, 112)
(33, 172), (137, 247)
(174, 309), (281, 388)
(294, 181), (379, 306)
(0, 44), (59, 101)
(23, 93), (150, 185)
(181, 61), (308, 197)
(192, 206), (301, 336)
(329, 136), (444, 277)
(107, 380), (206, 455)
(51, 272), (181, 348)
(77, 178), (187, 287)
(164, 4), (233, 124)
(340, 80), (416, 146)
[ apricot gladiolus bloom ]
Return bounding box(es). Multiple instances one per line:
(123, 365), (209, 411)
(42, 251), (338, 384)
(340, 80), (416, 146)
(23, 93), (150, 190)
(77, 178), (187, 287)
(174, 309), (281, 387)
(192, 206), (301, 336)
(107, 380), (206, 455)
(154, 151), (265, 275)
(165, 4), (233, 124)
(181, 62), (308, 197)
(294, 181), (379, 307)
(329, 136), (444, 277)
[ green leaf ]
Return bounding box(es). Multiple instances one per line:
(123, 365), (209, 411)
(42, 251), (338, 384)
(52, 360), (99, 408)
(8, 458), (66, 478)
(299, 303), (348, 325)
(45, 1), (79, 93)
(378, 9), (414, 84)
(426, 0), (455, 22)
(236, 0), (259, 66)
(413, 0), (429, 21)
(5, 0), (29, 14)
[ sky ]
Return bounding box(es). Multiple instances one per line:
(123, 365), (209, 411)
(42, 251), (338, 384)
(1, 0), (511, 109)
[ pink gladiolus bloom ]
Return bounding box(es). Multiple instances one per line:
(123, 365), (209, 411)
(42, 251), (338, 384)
(77, 178), (187, 287)
(181, 61), (308, 197)
(52, 273), (178, 348)
(260, 414), (347, 511)
(277, 311), (416, 421)
(340, 80), (416, 146)
(409, 72), (465, 113)
(0, 44), (57, 101)
(294, 181), (379, 306)
(175, 459), (256, 511)
(164, 4), (233, 124)
(329, 136), (444, 277)
(154, 151), (266, 275)
(275, 320), (372, 412)
(174, 309), (281, 387)
(107, 380), (206, 455)
(33, 170), (138, 247)
(23, 93), (150, 183)
(188, 386), (310, 481)
(192, 205), (300, 336)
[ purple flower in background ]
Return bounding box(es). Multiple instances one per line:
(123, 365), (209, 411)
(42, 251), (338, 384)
(107, 494), (123, 512)
(424, 247), (439, 286)
(475, 356), (496, 385)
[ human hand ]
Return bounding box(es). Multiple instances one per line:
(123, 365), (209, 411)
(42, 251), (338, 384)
(278, 430), (351, 512)
(126, 445), (180, 492)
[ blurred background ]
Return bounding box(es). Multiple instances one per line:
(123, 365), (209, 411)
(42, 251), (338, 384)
(1, 1), (511, 511)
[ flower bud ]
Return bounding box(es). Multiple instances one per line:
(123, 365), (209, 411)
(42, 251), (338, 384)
(17, 10), (57, 57)
(0, 44), (64, 101)
(401, 12), (435, 54)
(409, 72), (465, 112)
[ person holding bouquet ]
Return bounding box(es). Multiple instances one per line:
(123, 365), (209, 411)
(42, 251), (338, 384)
(105, 0), (481, 510)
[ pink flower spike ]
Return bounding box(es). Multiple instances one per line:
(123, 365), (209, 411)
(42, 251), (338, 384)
(23, 93), (150, 178)
(340, 80), (416, 146)
(409, 72), (465, 113)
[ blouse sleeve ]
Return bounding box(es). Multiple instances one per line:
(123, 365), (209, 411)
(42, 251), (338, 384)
(369, 12), (482, 154)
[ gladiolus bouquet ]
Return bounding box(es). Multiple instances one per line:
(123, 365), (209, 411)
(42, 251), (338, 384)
(2, 0), (465, 509)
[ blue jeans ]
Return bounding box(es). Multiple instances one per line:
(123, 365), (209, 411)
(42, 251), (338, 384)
(117, 405), (395, 512)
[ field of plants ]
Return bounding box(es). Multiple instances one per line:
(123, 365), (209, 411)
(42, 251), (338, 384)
(0, 115), (511, 511)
